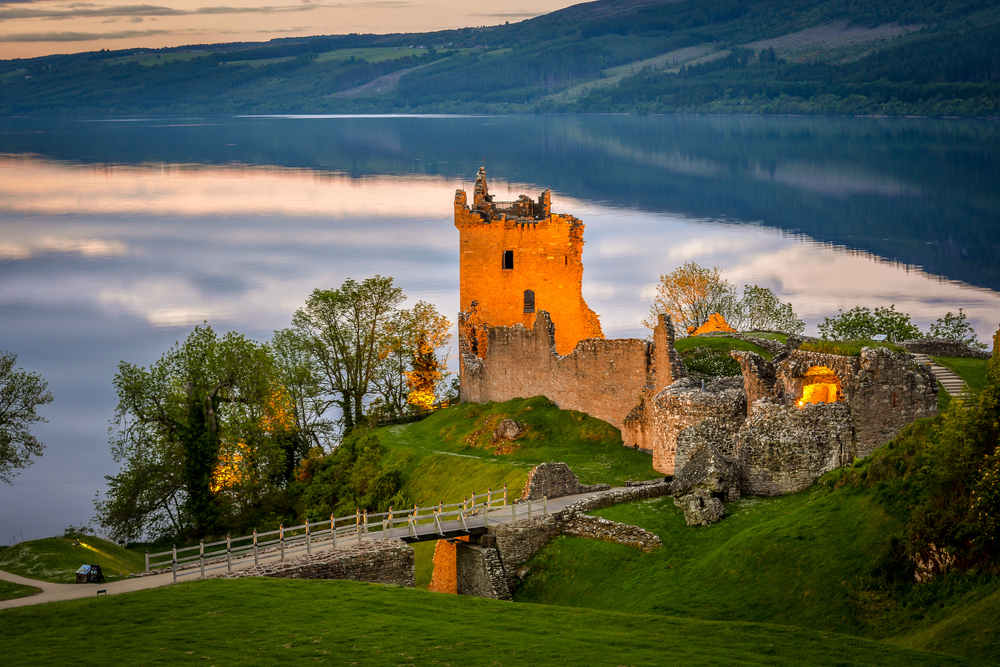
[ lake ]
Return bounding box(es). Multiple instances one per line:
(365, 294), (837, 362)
(1, 114), (998, 541)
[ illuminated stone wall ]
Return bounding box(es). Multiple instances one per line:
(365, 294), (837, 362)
(460, 311), (683, 439)
(455, 169), (603, 356)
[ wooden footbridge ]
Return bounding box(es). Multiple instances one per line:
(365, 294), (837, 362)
(146, 486), (561, 582)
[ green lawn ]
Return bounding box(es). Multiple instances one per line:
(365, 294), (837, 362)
(0, 533), (145, 584)
(931, 356), (990, 396)
(513, 480), (1000, 661)
(0, 579), (40, 601)
(377, 396), (658, 508)
(0, 577), (979, 667)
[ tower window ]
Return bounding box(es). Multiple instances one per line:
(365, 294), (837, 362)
(502, 250), (514, 270)
(523, 289), (535, 313)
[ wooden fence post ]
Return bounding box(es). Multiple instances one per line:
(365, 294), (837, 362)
(145, 549), (149, 573)
(331, 514), (337, 549)
(199, 539), (205, 579)
(543, 496), (547, 517)
(253, 529), (258, 566)
(227, 534), (232, 572)
(503, 484), (508, 506)
(280, 524), (285, 561)
(527, 498), (532, 518)
(306, 522), (311, 557)
(172, 544), (177, 584)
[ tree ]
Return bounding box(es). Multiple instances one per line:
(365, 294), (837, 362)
(643, 262), (733, 335)
(724, 284), (805, 334)
(930, 309), (986, 350)
(644, 263), (804, 335)
(0, 351), (53, 485)
(290, 276), (405, 433)
(818, 305), (921, 343)
(270, 328), (339, 452)
(96, 325), (293, 540)
(402, 301), (452, 410)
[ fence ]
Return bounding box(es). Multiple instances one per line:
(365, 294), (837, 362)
(144, 484), (551, 582)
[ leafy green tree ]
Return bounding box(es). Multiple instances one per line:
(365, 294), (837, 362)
(96, 325), (291, 540)
(818, 305), (921, 343)
(725, 284), (805, 334)
(929, 309), (986, 350)
(270, 328), (339, 451)
(289, 276), (406, 432)
(0, 351), (53, 485)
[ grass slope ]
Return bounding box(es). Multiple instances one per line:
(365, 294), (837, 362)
(377, 396), (658, 507)
(0, 533), (145, 583)
(515, 488), (899, 636)
(932, 356), (990, 396)
(0, 580), (40, 602)
(0, 577), (980, 666)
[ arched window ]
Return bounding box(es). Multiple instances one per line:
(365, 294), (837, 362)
(523, 289), (535, 314)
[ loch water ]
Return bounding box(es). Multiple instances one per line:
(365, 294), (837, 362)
(1, 114), (998, 539)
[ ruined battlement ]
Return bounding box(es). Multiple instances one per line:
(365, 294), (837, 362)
(455, 168), (602, 356)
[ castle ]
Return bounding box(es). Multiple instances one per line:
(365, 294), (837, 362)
(455, 171), (940, 494)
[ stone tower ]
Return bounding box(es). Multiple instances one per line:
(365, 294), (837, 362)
(454, 168), (603, 356)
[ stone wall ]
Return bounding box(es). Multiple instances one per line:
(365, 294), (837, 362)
(487, 515), (562, 590)
(208, 539), (414, 587)
(561, 515), (662, 552)
(647, 377), (747, 475)
(517, 461), (609, 500)
(736, 401), (855, 496)
(455, 542), (511, 600)
(461, 311), (682, 439)
(901, 337), (991, 359)
(427, 536), (467, 594)
(851, 347), (939, 457)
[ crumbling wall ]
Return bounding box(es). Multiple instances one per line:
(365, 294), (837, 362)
(901, 338), (991, 359)
(461, 311), (679, 437)
(648, 377), (747, 475)
(427, 536), (468, 594)
(489, 515), (562, 591)
(736, 401), (855, 496)
(851, 348), (938, 457)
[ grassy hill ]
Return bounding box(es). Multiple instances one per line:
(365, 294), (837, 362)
(0, 533), (145, 584)
(0, 577), (985, 666)
(1, 0), (998, 116)
(378, 395), (658, 507)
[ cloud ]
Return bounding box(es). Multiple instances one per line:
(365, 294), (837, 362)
(0, 27), (171, 40)
(0, 1), (328, 21)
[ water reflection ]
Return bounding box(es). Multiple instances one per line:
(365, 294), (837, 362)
(0, 115), (997, 541)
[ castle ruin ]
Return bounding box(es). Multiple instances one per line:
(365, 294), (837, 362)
(455, 171), (939, 496)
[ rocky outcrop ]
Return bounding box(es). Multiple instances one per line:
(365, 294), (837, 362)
(492, 418), (526, 443)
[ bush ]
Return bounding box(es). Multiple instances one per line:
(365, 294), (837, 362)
(818, 305), (921, 343)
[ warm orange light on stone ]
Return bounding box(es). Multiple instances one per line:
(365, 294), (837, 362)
(799, 366), (841, 405)
(688, 313), (736, 337)
(427, 536), (469, 594)
(455, 168), (603, 356)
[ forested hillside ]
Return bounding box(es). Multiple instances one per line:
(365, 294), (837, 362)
(1, 0), (999, 115)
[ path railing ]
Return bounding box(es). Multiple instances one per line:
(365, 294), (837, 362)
(144, 484), (550, 583)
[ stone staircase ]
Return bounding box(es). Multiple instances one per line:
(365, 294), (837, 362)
(911, 353), (968, 397)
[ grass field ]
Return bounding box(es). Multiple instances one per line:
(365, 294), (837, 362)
(0, 533), (145, 584)
(673, 336), (773, 358)
(0, 580), (40, 601)
(0, 577), (981, 667)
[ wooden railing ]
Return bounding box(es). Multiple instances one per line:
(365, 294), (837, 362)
(143, 484), (552, 582)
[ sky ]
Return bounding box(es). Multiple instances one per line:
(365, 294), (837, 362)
(0, 0), (579, 60)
